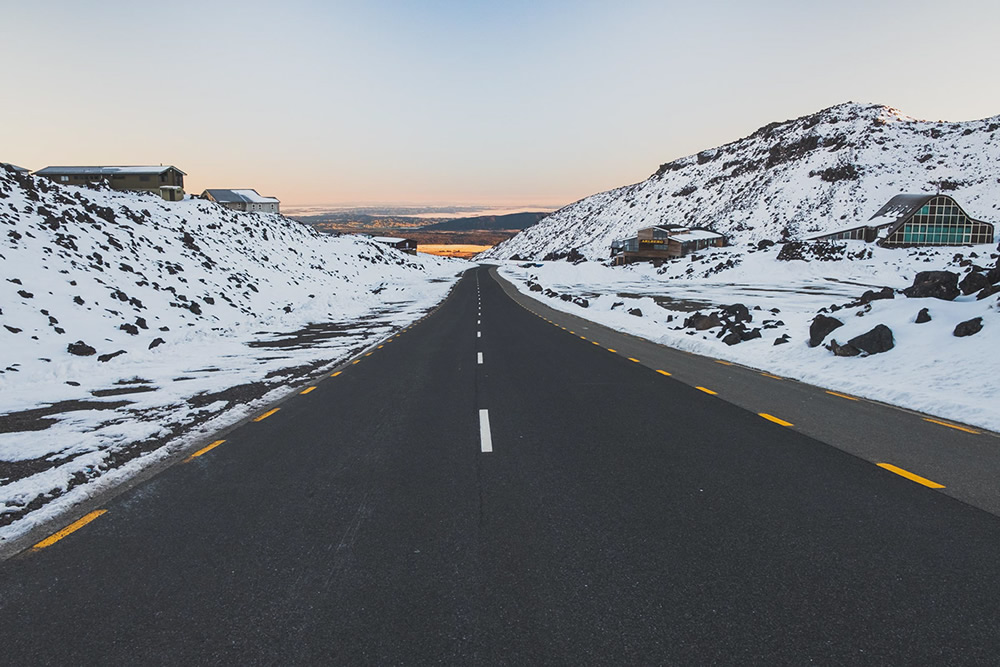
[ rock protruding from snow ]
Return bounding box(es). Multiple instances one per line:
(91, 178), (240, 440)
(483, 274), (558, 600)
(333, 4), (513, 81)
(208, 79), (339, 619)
(809, 314), (844, 347)
(903, 271), (960, 301)
(915, 308), (932, 323)
(847, 324), (895, 355)
(954, 317), (984, 337)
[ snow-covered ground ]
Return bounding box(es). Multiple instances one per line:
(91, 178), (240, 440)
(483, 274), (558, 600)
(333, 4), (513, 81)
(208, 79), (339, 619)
(498, 242), (999, 432)
(0, 167), (465, 543)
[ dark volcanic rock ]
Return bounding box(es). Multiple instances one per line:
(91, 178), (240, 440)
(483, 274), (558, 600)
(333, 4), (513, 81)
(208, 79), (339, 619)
(859, 287), (894, 304)
(119, 323), (139, 335)
(848, 324), (894, 355)
(960, 272), (989, 296)
(722, 332), (742, 346)
(628, 308), (643, 317)
(915, 308), (931, 323)
(67, 341), (96, 356)
(98, 350), (127, 362)
(720, 303), (752, 322)
(828, 340), (861, 357)
(809, 314), (843, 347)
(148, 337), (166, 350)
(977, 284), (1000, 300)
(773, 334), (790, 345)
(685, 312), (723, 330)
(953, 317), (984, 337)
(902, 271), (959, 300)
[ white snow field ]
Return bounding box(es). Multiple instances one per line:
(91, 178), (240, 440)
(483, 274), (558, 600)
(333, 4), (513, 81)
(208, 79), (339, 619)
(0, 166), (465, 542)
(498, 243), (999, 433)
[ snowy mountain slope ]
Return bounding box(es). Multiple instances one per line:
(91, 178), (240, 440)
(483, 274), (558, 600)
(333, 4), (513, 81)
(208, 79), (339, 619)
(0, 166), (464, 540)
(482, 102), (1000, 261)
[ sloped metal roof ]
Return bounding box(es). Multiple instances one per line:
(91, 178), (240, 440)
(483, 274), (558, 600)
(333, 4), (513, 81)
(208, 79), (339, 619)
(868, 194), (935, 224)
(34, 165), (186, 176)
(203, 189), (279, 204)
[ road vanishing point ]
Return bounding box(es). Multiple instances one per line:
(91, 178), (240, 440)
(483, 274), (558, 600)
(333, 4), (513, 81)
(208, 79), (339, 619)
(2, 265), (1000, 664)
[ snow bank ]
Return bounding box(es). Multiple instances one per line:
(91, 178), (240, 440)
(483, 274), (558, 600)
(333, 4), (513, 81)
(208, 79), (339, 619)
(0, 166), (465, 541)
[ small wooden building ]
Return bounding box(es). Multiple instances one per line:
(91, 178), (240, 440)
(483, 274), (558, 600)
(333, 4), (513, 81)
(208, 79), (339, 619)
(812, 194), (995, 247)
(34, 165), (185, 200)
(611, 226), (726, 265)
(202, 189), (280, 214)
(372, 236), (418, 255)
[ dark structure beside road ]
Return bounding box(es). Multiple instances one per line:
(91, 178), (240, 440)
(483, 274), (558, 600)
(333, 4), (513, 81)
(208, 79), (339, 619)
(611, 225), (726, 265)
(372, 236), (418, 255)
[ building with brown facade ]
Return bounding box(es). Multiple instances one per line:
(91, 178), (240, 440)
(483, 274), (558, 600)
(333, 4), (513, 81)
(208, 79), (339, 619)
(33, 165), (186, 201)
(611, 225), (726, 265)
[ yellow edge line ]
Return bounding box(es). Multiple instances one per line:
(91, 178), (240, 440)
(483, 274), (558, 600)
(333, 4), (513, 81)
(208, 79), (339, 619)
(607, 348), (616, 353)
(253, 408), (280, 422)
(656, 370), (671, 376)
(352, 360), (361, 365)
(185, 439), (225, 461)
(924, 418), (979, 435)
(628, 357), (640, 363)
(33, 510), (107, 549)
(300, 386), (317, 395)
(826, 390), (858, 401)
(877, 463), (946, 489)
(330, 371), (342, 377)
(715, 360), (733, 366)
(759, 413), (793, 427)
(761, 373), (783, 380)
(592, 341), (600, 346)
(696, 386), (717, 395)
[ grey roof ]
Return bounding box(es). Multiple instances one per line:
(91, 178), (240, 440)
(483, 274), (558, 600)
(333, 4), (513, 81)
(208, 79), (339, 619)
(868, 194), (936, 224)
(1, 163), (29, 173)
(34, 165), (186, 176)
(203, 189), (279, 204)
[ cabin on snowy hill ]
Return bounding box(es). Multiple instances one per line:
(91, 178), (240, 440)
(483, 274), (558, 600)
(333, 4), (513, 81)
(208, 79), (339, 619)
(371, 237), (418, 255)
(611, 225), (726, 265)
(1, 163), (29, 174)
(812, 194), (995, 247)
(201, 189), (280, 214)
(34, 165), (186, 201)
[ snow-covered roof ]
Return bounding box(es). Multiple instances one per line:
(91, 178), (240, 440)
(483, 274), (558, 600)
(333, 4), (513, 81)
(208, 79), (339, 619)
(868, 194), (935, 223)
(35, 165), (186, 176)
(203, 189), (279, 204)
(669, 229), (724, 242)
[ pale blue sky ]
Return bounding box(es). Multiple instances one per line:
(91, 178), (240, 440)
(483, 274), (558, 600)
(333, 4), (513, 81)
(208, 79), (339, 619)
(2, 0), (998, 206)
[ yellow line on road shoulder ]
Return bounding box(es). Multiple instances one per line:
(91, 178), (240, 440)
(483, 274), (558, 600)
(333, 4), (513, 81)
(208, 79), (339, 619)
(592, 341), (600, 346)
(33, 510), (107, 549)
(185, 439), (225, 462)
(330, 371), (342, 377)
(300, 386), (316, 395)
(656, 370), (671, 376)
(761, 373), (784, 380)
(924, 418), (979, 435)
(696, 387), (717, 395)
(877, 463), (945, 489)
(826, 390), (858, 401)
(628, 357), (640, 363)
(715, 360), (733, 366)
(759, 413), (793, 427)
(607, 348), (617, 353)
(253, 408), (280, 422)
(352, 360), (361, 365)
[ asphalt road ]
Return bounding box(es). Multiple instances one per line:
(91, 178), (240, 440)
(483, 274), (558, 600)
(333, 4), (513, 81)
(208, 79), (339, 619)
(2, 265), (1000, 665)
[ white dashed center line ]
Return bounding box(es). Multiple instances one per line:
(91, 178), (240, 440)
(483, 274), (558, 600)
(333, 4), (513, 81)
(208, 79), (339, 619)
(479, 409), (493, 453)
(478, 352), (483, 364)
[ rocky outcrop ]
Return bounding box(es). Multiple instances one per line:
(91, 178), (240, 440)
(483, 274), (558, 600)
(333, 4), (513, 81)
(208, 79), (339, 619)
(960, 272), (989, 296)
(915, 308), (931, 323)
(954, 317), (984, 337)
(809, 314), (843, 347)
(902, 271), (960, 301)
(848, 324), (894, 355)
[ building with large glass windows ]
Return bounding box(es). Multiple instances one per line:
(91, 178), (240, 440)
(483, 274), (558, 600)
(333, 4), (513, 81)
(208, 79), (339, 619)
(811, 194), (994, 247)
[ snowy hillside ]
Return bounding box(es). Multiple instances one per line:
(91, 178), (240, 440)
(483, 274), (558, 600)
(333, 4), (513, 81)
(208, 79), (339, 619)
(0, 166), (463, 540)
(482, 102), (1000, 260)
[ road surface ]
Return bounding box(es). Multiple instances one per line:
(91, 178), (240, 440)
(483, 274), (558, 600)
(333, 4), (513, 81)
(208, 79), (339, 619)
(2, 265), (999, 665)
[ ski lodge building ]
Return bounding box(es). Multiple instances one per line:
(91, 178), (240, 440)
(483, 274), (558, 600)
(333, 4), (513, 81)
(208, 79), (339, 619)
(611, 225), (726, 265)
(371, 237), (418, 255)
(34, 165), (186, 201)
(812, 194), (995, 247)
(201, 189), (281, 214)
